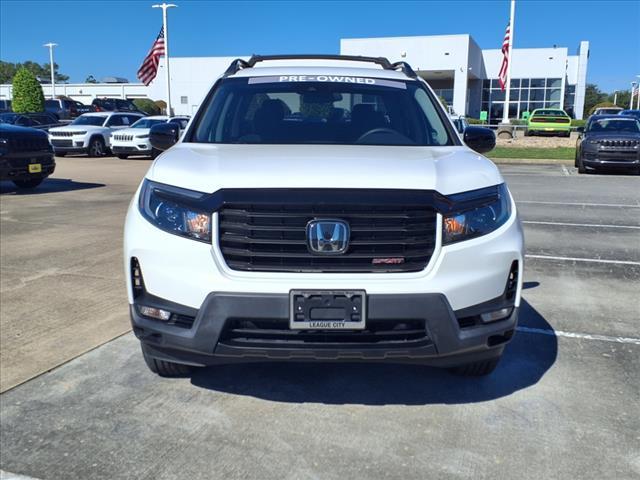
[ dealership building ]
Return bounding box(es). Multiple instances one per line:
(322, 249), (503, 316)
(0, 34), (590, 120)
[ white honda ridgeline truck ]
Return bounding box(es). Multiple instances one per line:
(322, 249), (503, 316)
(124, 55), (524, 378)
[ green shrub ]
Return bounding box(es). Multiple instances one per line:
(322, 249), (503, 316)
(571, 119), (586, 127)
(588, 102), (619, 115)
(467, 118), (484, 125)
(11, 68), (44, 113)
(133, 98), (161, 115)
(154, 100), (167, 115)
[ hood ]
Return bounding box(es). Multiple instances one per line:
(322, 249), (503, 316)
(147, 144), (503, 196)
(113, 127), (150, 136)
(49, 124), (105, 133)
(0, 124), (48, 138)
(585, 131), (640, 141)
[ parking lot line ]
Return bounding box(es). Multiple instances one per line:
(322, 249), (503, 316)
(525, 254), (640, 266)
(522, 220), (640, 230)
(516, 326), (640, 345)
(517, 200), (640, 208)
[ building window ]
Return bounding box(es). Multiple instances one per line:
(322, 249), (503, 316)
(480, 77), (566, 122)
(180, 96), (188, 104)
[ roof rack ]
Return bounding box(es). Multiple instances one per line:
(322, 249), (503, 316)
(223, 54), (418, 79)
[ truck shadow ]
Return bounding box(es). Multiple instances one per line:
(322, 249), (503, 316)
(0, 178), (105, 195)
(191, 298), (557, 405)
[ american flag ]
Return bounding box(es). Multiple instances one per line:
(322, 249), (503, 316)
(633, 83), (639, 98)
(137, 27), (165, 86)
(498, 23), (511, 91)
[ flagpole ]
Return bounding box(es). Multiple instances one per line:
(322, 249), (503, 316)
(502, 0), (516, 124)
(631, 83), (636, 110)
(152, 3), (177, 116)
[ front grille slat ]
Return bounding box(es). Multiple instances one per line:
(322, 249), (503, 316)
(219, 200), (437, 273)
(220, 319), (431, 348)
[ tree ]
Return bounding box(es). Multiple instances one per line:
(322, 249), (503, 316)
(12, 68), (45, 113)
(154, 100), (167, 114)
(133, 98), (161, 115)
(0, 60), (69, 84)
(583, 83), (607, 117)
(85, 75), (98, 84)
(608, 90), (631, 108)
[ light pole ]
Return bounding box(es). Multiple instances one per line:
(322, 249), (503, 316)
(43, 43), (58, 99)
(152, 3), (177, 116)
(631, 83), (636, 110)
(637, 76), (640, 109)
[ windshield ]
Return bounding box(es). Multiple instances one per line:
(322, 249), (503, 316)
(190, 77), (455, 146)
(597, 109), (622, 114)
(0, 113), (18, 124)
(72, 115), (108, 126)
(588, 118), (640, 133)
(131, 118), (166, 129)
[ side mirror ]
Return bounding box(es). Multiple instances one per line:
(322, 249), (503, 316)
(150, 123), (180, 151)
(463, 126), (496, 154)
(576, 127), (584, 133)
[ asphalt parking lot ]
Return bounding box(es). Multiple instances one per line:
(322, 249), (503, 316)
(1, 156), (639, 480)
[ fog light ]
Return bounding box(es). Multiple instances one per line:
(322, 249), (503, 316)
(480, 307), (513, 323)
(138, 305), (171, 321)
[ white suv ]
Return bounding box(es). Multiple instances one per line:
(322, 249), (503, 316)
(110, 115), (190, 159)
(48, 111), (143, 157)
(124, 55), (524, 378)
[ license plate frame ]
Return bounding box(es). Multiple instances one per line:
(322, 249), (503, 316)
(28, 163), (42, 174)
(289, 290), (366, 330)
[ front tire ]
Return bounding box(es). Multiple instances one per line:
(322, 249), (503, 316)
(142, 350), (193, 377)
(88, 137), (106, 157)
(577, 156), (587, 174)
(13, 178), (44, 189)
(450, 356), (501, 376)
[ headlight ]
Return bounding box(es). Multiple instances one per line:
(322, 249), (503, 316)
(443, 184), (512, 244)
(138, 179), (211, 242)
(136, 134), (149, 139)
(587, 140), (599, 145)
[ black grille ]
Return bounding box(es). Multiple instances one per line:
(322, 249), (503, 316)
(51, 139), (73, 147)
(219, 319), (430, 348)
(596, 139), (639, 148)
(8, 137), (50, 152)
(113, 134), (134, 141)
(218, 203), (438, 273)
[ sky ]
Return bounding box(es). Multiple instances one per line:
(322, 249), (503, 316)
(1, 0), (639, 92)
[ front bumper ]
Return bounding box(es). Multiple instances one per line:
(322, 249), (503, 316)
(582, 152), (640, 169)
(0, 154), (55, 181)
(132, 291), (518, 367)
(111, 140), (152, 154)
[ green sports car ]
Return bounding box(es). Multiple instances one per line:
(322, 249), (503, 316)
(525, 109), (572, 137)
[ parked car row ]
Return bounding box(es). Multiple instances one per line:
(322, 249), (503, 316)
(47, 112), (189, 158)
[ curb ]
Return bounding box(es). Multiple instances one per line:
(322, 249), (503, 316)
(489, 157), (574, 166)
